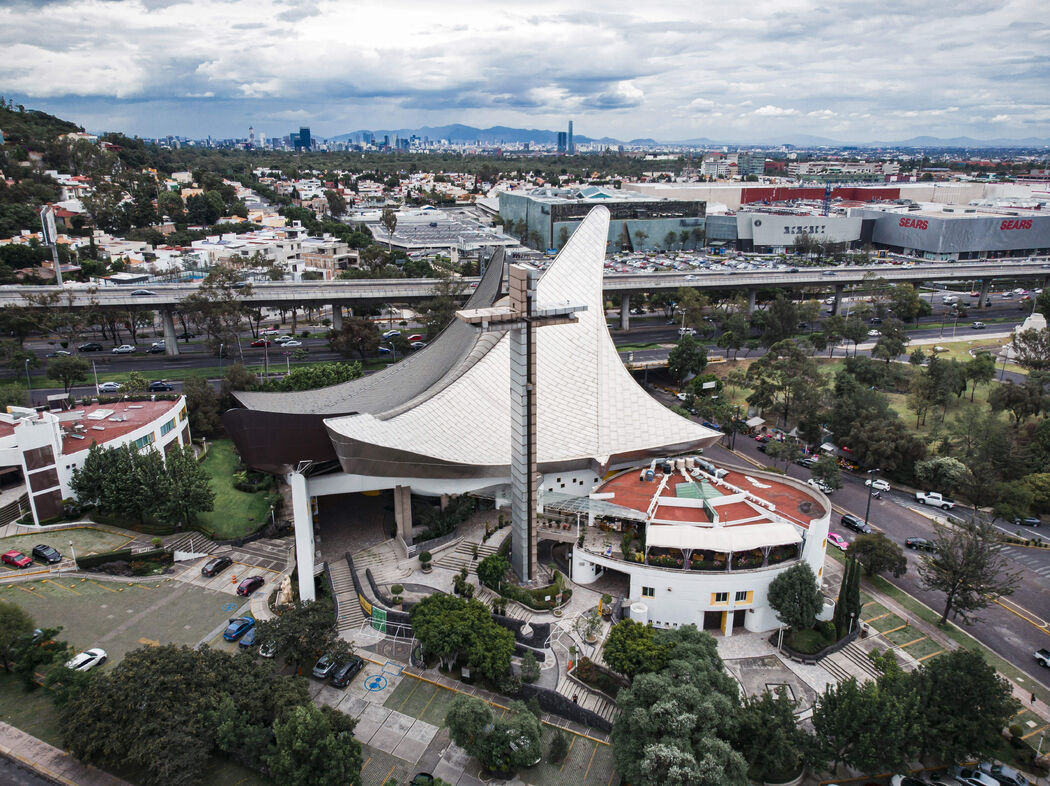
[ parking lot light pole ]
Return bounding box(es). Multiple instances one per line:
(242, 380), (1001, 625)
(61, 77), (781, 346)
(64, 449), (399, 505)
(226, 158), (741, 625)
(864, 468), (880, 526)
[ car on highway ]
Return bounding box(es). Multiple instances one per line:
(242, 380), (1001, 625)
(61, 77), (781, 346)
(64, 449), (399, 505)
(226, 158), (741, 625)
(377, 346), (392, 354)
(111, 344), (136, 354)
(312, 655), (337, 680)
(222, 617), (255, 642)
(865, 478), (890, 492)
(678, 327), (696, 336)
(146, 344), (166, 354)
(410, 341), (427, 350)
(1035, 648), (1050, 668)
(97, 381), (122, 393)
(1013, 516), (1041, 528)
(250, 338), (272, 347)
(148, 380), (175, 392)
(46, 350), (72, 358)
(806, 478), (835, 494)
(904, 537), (935, 551)
(176, 332), (195, 340)
(78, 342), (103, 352)
(236, 576), (265, 596)
(972, 321), (986, 329)
(330, 656), (365, 688)
(201, 556), (232, 577)
(1, 550), (33, 568)
(130, 289), (156, 297)
(279, 339), (302, 347)
(31, 544), (62, 564)
(840, 513), (872, 534)
(796, 456), (819, 468)
(275, 335), (293, 343)
(827, 533), (849, 551)
(407, 334), (424, 342)
(65, 648), (107, 672)
(381, 330), (401, 340)
(979, 762), (1029, 786)
(261, 328), (279, 336)
(867, 329), (881, 337)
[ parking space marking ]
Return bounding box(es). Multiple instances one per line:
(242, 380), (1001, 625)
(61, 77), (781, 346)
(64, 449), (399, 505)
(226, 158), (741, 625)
(583, 741), (598, 781)
(560, 735), (577, 771)
(88, 580), (119, 592)
(41, 579), (79, 595)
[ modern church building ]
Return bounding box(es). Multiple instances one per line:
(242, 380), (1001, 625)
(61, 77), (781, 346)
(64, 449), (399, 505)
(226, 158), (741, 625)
(225, 208), (830, 634)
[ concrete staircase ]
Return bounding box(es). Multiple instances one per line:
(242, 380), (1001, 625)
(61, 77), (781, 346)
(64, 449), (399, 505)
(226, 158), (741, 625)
(353, 541), (411, 586)
(329, 560), (366, 634)
(433, 541), (500, 573)
(163, 531), (221, 556)
(825, 641), (883, 683)
(552, 630), (619, 725)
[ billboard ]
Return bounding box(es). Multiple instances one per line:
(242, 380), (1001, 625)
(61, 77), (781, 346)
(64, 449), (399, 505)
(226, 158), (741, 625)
(39, 206), (57, 246)
(867, 212), (1050, 253)
(738, 214), (862, 246)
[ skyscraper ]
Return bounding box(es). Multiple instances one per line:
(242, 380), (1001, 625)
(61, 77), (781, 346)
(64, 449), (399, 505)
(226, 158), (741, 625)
(567, 120), (574, 154)
(556, 131), (567, 153)
(248, 126), (255, 149)
(296, 127), (311, 151)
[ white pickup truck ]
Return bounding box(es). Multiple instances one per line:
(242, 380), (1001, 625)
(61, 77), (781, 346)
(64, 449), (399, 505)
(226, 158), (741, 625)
(1035, 648), (1050, 669)
(915, 491), (955, 510)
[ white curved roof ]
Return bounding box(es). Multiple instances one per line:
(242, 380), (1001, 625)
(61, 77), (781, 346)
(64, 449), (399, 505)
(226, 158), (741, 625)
(324, 207), (720, 470)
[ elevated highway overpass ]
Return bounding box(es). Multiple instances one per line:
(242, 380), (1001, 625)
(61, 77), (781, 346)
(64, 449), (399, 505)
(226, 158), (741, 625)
(2, 259), (1047, 354)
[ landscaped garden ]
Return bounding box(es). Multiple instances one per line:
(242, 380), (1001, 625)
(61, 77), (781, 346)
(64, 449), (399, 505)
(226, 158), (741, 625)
(195, 440), (276, 539)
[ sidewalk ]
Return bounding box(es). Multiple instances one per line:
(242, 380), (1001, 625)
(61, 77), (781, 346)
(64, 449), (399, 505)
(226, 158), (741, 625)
(0, 722), (131, 786)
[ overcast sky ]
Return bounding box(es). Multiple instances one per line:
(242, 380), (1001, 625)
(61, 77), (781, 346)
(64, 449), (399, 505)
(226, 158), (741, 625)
(2, 0), (1048, 143)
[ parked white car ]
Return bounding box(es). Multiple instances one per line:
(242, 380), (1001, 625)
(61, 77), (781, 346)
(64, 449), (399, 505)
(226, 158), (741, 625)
(65, 648), (107, 672)
(111, 345), (136, 354)
(97, 382), (122, 394)
(865, 478), (890, 492)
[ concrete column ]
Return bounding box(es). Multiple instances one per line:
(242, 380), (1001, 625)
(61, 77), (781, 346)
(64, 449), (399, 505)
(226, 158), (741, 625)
(161, 308), (180, 357)
(747, 288), (757, 315)
(331, 304), (343, 332)
(831, 284), (844, 316)
(620, 293), (630, 331)
(978, 279), (991, 309)
(394, 485), (413, 546)
(289, 472), (316, 602)
(440, 494), (450, 511)
(509, 320), (538, 582)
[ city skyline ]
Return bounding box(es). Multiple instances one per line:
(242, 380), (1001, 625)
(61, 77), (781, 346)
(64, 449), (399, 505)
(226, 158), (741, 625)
(2, 0), (1048, 143)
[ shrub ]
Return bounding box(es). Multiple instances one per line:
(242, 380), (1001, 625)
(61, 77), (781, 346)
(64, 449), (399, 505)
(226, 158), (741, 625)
(519, 651), (540, 684)
(549, 729), (570, 763)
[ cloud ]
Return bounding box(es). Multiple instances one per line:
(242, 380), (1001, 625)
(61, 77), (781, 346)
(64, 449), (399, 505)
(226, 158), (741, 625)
(0, 0), (1046, 142)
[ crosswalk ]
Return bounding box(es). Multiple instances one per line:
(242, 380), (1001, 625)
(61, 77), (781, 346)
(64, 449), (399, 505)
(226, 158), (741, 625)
(1001, 544), (1050, 579)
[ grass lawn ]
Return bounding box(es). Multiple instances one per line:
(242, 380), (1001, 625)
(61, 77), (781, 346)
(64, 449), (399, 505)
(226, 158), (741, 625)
(616, 342), (662, 351)
(196, 440), (272, 539)
(0, 527), (132, 565)
(0, 673), (63, 747)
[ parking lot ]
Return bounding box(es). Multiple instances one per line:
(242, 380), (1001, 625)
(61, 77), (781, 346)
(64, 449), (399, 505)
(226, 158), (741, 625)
(0, 527), (134, 574)
(0, 577), (241, 666)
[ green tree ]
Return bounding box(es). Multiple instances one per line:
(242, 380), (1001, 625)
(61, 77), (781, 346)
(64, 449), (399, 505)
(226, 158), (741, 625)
(328, 317), (380, 359)
(419, 273), (467, 339)
(832, 556), (861, 639)
(603, 619), (672, 681)
(850, 532), (907, 578)
(47, 356), (89, 393)
(842, 315), (867, 357)
(667, 334), (707, 390)
(810, 455), (842, 490)
(918, 519), (1020, 624)
(380, 207), (397, 249)
(0, 600), (36, 672)
(914, 456), (967, 494)
(159, 445), (214, 527)
(872, 318), (908, 363)
(255, 599), (345, 674)
(675, 287), (709, 329)
(764, 438), (802, 470)
(476, 553), (509, 591)
(889, 283), (923, 324)
(745, 339), (825, 427)
(1012, 326), (1050, 371)
(123, 370), (150, 394)
(258, 362), (362, 393)
(734, 687), (813, 781)
(182, 375), (221, 436)
(267, 703), (363, 786)
(963, 350), (996, 401)
(988, 378), (1044, 425)
(767, 563), (823, 633)
(324, 189), (347, 217)
(761, 295), (799, 346)
(0, 383), (28, 409)
(914, 649), (1018, 763)
(178, 266), (250, 356)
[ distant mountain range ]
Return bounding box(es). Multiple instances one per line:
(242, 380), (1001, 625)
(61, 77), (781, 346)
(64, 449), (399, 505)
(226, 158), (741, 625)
(329, 123), (1050, 149)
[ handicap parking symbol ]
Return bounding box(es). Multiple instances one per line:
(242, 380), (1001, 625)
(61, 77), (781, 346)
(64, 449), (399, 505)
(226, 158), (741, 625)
(222, 601), (238, 612)
(365, 675), (388, 692)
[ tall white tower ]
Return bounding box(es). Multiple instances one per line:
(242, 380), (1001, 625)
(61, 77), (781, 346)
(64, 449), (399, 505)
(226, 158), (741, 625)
(248, 126), (255, 148)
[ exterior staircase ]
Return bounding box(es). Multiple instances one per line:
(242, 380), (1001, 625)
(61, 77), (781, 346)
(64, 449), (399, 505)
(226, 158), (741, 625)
(329, 560), (366, 634)
(353, 541), (411, 586)
(163, 531), (221, 557)
(552, 629), (620, 725)
(433, 541), (500, 573)
(824, 641), (883, 683)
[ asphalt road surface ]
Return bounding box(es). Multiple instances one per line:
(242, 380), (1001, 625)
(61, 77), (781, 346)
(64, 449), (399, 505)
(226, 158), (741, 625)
(702, 433), (1050, 692)
(0, 756), (57, 786)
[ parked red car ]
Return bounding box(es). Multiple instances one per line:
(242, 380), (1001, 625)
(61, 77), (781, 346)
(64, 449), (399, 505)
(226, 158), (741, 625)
(250, 339), (272, 347)
(236, 576), (265, 596)
(2, 550), (33, 569)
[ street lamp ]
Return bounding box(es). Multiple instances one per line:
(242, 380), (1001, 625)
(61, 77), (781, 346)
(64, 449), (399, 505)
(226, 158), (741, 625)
(24, 358), (31, 391)
(864, 468), (880, 526)
(218, 343), (224, 375)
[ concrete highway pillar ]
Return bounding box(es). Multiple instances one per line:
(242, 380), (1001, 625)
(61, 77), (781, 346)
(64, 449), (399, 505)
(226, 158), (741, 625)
(978, 279), (991, 309)
(747, 288), (757, 315)
(620, 293), (630, 331)
(832, 284), (844, 316)
(331, 304), (343, 332)
(290, 472), (316, 602)
(393, 485), (413, 547)
(161, 308), (180, 357)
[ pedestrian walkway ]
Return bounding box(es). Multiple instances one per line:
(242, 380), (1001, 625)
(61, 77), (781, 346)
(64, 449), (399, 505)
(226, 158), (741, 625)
(0, 722), (131, 786)
(330, 558), (366, 633)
